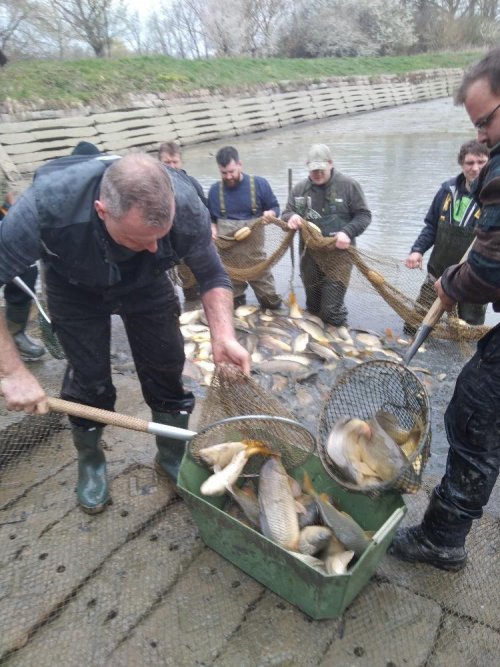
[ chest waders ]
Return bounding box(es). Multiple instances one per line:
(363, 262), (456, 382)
(425, 192), (486, 325)
(297, 181), (354, 326)
(216, 178), (281, 309)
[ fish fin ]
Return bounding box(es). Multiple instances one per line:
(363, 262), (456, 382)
(295, 500), (307, 515)
(243, 440), (276, 458)
(351, 459), (378, 476)
(302, 471), (316, 497)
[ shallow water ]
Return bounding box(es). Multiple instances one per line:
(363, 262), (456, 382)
(181, 97), (496, 327)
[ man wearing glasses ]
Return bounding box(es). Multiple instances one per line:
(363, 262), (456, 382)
(390, 47), (500, 570)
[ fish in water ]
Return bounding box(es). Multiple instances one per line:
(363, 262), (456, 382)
(259, 456), (300, 551)
(325, 416), (372, 485)
(303, 472), (371, 557)
(258, 334), (292, 353)
(292, 332), (309, 353)
(253, 360), (316, 381)
(235, 304), (259, 318)
(354, 332), (382, 348)
(308, 340), (341, 361)
(179, 309), (202, 326)
(297, 319), (330, 345)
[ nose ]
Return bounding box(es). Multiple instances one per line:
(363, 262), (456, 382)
(145, 240), (158, 253)
(477, 128), (488, 144)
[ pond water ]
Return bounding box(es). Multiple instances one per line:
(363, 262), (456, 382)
(181, 97), (496, 327)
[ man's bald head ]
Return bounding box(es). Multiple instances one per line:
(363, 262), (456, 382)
(99, 153), (175, 229)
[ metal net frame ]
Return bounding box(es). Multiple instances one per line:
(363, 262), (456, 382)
(317, 359), (431, 495)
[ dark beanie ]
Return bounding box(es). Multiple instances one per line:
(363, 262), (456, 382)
(72, 141), (101, 156)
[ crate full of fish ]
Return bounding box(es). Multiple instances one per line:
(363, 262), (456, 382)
(177, 416), (406, 620)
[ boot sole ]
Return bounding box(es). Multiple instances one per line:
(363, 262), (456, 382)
(388, 546), (467, 572)
(79, 496), (112, 515)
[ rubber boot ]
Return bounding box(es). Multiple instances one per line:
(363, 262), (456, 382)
(388, 524), (467, 571)
(6, 302), (45, 360)
(72, 426), (110, 514)
(152, 411), (190, 484)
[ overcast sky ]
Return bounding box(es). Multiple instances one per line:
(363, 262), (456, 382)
(126, 0), (157, 18)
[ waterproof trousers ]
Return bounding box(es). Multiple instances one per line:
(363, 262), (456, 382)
(422, 324), (500, 547)
(46, 272), (195, 429)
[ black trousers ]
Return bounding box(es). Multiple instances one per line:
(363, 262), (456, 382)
(46, 272), (194, 429)
(423, 324), (500, 546)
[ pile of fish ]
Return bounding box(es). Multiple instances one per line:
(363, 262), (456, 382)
(197, 440), (373, 575)
(180, 303), (420, 389)
(325, 410), (422, 488)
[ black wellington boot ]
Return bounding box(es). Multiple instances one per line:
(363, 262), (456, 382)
(152, 411), (191, 484)
(6, 302), (46, 360)
(72, 426), (110, 514)
(388, 524), (467, 571)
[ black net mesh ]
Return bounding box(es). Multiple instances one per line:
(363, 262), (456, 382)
(317, 360), (431, 495)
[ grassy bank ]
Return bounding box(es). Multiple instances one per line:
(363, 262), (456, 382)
(0, 51), (482, 107)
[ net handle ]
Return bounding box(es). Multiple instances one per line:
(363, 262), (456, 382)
(46, 397), (197, 441)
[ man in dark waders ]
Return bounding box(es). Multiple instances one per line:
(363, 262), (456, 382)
(282, 144), (371, 340)
(0, 153), (249, 514)
(390, 47), (500, 570)
(404, 140), (489, 334)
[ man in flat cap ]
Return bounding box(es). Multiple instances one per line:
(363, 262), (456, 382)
(282, 144), (371, 339)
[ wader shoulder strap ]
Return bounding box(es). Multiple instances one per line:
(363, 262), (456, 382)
(218, 175), (257, 218)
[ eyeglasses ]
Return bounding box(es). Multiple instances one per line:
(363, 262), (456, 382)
(474, 102), (500, 130)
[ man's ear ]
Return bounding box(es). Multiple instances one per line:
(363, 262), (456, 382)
(94, 200), (105, 220)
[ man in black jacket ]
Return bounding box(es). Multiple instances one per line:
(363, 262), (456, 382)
(0, 152), (249, 514)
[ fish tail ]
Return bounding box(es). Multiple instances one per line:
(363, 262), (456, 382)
(245, 443), (276, 458)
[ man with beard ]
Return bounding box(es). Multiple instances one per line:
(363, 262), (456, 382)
(207, 145), (282, 310)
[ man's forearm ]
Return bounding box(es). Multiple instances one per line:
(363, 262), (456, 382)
(0, 313), (47, 413)
(0, 314), (25, 378)
(201, 287), (235, 340)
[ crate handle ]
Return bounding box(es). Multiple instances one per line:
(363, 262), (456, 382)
(372, 507), (405, 545)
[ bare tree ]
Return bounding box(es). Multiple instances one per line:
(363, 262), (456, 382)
(0, 0), (34, 51)
(49, 0), (128, 57)
(241, 0), (287, 56)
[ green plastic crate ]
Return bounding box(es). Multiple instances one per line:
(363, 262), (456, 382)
(178, 452), (406, 620)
